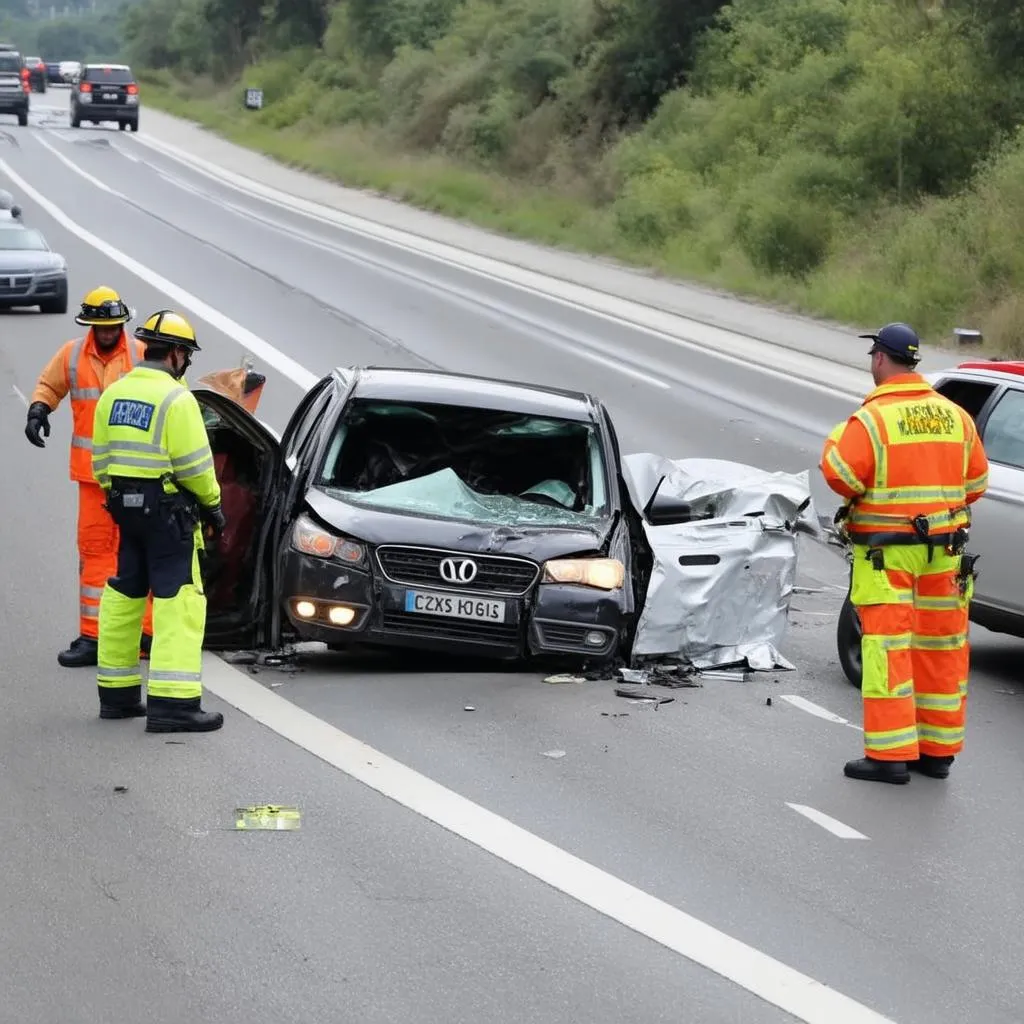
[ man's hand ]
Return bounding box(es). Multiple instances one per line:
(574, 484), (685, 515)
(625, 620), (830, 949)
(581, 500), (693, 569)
(201, 502), (226, 537)
(25, 402), (50, 449)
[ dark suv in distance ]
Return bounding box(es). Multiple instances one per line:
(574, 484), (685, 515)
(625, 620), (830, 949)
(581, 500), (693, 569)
(70, 63), (139, 131)
(0, 48), (28, 126)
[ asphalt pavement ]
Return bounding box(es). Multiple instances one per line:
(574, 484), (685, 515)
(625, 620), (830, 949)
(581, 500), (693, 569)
(1, 90), (1023, 1024)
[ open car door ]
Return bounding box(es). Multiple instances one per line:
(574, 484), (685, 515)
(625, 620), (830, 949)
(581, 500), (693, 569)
(191, 383), (285, 651)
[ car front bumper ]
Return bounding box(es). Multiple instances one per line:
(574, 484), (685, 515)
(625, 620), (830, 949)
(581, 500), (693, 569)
(0, 271), (66, 306)
(280, 550), (625, 661)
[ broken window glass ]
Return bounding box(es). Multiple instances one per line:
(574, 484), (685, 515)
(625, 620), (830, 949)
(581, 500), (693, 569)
(316, 399), (609, 527)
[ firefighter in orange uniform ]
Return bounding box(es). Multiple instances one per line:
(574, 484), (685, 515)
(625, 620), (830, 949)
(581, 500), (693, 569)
(821, 323), (989, 784)
(25, 286), (155, 667)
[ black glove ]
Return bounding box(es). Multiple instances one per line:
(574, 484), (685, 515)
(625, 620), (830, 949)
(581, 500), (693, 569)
(202, 503), (226, 536)
(25, 402), (51, 448)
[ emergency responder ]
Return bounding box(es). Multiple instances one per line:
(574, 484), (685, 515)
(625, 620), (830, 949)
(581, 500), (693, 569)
(25, 286), (154, 667)
(820, 323), (989, 784)
(92, 310), (226, 730)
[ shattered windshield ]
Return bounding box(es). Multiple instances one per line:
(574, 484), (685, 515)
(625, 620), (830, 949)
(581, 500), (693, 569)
(316, 398), (609, 527)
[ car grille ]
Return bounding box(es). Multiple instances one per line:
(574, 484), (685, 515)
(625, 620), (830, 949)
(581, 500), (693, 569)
(376, 545), (539, 596)
(0, 275), (32, 295)
(380, 611), (519, 647)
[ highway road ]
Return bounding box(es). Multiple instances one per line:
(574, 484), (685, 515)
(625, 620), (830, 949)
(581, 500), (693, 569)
(1, 90), (1022, 1024)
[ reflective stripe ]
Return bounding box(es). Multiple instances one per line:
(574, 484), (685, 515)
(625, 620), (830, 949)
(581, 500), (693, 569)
(864, 726), (919, 751)
(854, 408), (887, 488)
(71, 435), (92, 449)
(175, 455), (214, 480)
(80, 603), (98, 619)
(81, 585), (104, 600)
(879, 633), (912, 651)
(170, 445), (211, 470)
(826, 449), (865, 495)
(966, 471), (988, 492)
(913, 633), (967, 651)
(148, 669), (203, 682)
(867, 486), (967, 503)
(892, 682), (914, 699)
(917, 724), (964, 745)
(914, 692), (963, 711)
(98, 664), (140, 678)
(915, 595), (964, 611)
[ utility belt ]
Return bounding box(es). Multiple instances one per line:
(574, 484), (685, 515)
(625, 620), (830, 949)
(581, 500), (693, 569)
(106, 473), (201, 538)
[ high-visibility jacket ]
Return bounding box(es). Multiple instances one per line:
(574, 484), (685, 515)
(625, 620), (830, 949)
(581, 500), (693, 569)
(821, 373), (989, 541)
(91, 364), (221, 511)
(31, 330), (145, 482)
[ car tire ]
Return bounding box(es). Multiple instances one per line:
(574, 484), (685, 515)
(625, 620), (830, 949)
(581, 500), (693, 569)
(119, 121), (127, 131)
(17, 111), (27, 127)
(129, 118), (138, 133)
(70, 111), (80, 128)
(40, 291), (69, 315)
(837, 593), (863, 689)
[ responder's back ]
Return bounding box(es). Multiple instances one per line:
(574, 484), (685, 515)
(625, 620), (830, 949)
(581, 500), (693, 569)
(92, 364), (220, 509)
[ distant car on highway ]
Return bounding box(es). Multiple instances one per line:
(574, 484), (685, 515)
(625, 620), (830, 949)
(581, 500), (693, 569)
(836, 359), (1024, 687)
(0, 47), (29, 127)
(70, 63), (139, 132)
(0, 226), (69, 314)
(22, 56), (46, 93)
(44, 61), (64, 86)
(59, 61), (81, 84)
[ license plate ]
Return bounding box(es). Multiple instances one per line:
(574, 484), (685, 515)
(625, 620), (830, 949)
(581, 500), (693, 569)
(103, 92), (117, 101)
(404, 590), (506, 623)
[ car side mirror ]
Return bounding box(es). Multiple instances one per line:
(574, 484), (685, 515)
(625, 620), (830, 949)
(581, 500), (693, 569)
(643, 476), (715, 526)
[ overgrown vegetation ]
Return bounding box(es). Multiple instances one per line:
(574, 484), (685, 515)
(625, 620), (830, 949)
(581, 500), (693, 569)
(1, 0), (131, 60)
(68, 1), (1024, 351)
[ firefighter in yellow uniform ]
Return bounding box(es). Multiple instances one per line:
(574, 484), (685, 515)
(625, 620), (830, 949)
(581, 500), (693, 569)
(91, 310), (227, 732)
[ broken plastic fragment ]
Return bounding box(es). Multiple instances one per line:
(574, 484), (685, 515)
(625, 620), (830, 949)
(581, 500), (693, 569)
(464, 705), (476, 712)
(544, 673), (585, 684)
(234, 805), (301, 831)
(542, 749), (566, 759)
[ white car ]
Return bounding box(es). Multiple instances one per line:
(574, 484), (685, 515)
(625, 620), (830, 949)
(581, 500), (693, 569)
(59, 61), (81, 84)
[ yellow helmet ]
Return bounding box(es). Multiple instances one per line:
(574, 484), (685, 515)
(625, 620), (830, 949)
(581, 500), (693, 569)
(133, 309), (201, 351)
(75, 285), (132, 326)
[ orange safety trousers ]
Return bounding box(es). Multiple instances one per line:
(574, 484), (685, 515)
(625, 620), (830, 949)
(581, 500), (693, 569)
(78, 482), (153, 641)
(851, 542), (969, 762)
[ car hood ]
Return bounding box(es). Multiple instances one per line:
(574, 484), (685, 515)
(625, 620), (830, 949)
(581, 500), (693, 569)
(304, 485), (615, 561)
(0, 250), (63, 271)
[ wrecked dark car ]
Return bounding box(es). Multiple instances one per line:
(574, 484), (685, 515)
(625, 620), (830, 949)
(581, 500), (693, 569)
(194, 364), (819, 670)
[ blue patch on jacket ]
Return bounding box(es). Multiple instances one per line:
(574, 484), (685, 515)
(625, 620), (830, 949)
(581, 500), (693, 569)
(108, 399), (155, 431)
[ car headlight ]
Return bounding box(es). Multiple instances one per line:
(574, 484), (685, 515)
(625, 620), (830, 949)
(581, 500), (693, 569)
(291, 514), (364, 565)
(541, 557), (624, 590)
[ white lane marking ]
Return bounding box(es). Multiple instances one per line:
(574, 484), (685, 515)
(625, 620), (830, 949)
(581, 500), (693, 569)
(786, 804), (869, 841)
(780, 694), (862, 732)
(129, 132), (869, 403)
(0, 157), (319, 393)
(11, 384), (28, 406)
(201, 652), (894, 1024)
(35, 135), (121, 194)
(53, 143), (670, 391)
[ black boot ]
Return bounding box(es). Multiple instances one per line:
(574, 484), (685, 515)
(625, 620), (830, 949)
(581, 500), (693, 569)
(58, 636), (98, 668)
(98, 684), (146, 720)
(145, 695), (224, 733)
(844, 756), (910, 784)
(909, 754), (954, 779)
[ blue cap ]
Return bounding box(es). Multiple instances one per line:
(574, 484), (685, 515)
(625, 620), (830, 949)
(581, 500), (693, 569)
(859, 322), (920, 365)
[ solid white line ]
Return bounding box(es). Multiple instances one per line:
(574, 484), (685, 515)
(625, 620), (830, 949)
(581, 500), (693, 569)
(11, 384), (28, 406)
(129, 132), (869, 403)
(0, 157), (319, 393)
(35, 134), (121, 195)
(786, 804), (870, 841)
(201, 652), (894, 1023)
(780, 694), (862, 731)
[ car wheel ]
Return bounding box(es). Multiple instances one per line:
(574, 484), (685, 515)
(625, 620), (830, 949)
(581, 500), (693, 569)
(70, 112), (80, 128)
(17, 111), (27, 127)
(129, 119), (138, 133)
(40, 284), (69, 315)
(836, 593), (863, 689)
(119, 121), (127, 131)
